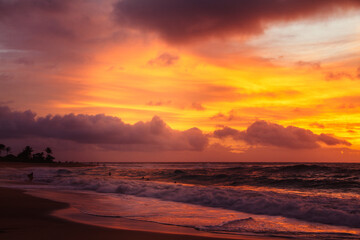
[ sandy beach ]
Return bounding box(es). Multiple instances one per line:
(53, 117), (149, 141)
(0, 186), (282, 240)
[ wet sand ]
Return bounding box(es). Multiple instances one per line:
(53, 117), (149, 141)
(0, 187), (282, 240)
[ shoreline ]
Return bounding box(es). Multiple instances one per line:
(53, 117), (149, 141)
(0, 187), (281, 240)
(0, 162), (90, 168)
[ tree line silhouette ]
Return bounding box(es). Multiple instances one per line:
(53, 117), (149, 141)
(0, 144), (55, 163)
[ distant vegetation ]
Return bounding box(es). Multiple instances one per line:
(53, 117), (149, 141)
(0, 144), (55, 163)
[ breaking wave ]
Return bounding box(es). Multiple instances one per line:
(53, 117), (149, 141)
(42, 176), (360, 228)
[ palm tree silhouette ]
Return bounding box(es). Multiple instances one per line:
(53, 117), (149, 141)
(45, 147), (52, 155)
(5, 146), (11, 156)
(0, 144), (5, 157)
(45, 147), (55, 163)
(18, 146), (34, 160)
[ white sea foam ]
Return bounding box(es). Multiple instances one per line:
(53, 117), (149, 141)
(28, 189), (360, 240)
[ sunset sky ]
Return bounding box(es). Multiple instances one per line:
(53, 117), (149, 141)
(1, 0), (360, 162)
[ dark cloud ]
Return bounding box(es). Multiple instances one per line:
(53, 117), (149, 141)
(113, 0), (360, 43)
(210, 110), (235, 121)
(0, 100), (13, 105)
(0, 0), (75, 46)
(0, 0), (70, 19)
(296, 61), (321, 70)
(0, 73), (12, 81)
(214, 126), (244, 140)
(317, 133), (350, 146)
(324, 67), (360, 81)
(0, 106), (208, 151)
(191, 102), (205, 111)
(147, 53), (179, 67)
(0, 0), (131, 66)
(325, 71), (354, 81)
(214, 120), (351, 149)
(146, 100), (172, 106)
(210, 113), (227, 120)
(14, 58), (34, 66)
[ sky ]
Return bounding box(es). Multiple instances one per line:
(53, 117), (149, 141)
(0, 0), (360, 162)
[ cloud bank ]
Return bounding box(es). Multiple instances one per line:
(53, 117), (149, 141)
(113, 0), (360, 43)
(214, 120), (351, 149)
(0, 106), (208, 151)
(0, 106), (351, 152)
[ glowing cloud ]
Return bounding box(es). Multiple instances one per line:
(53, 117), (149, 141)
(214, 121), (351, 149)
(0, 106), (208, 151)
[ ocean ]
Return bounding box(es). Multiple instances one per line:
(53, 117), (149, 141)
(1, 162), (360, 239)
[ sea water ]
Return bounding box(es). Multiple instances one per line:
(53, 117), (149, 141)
(1, 162), (360, 239)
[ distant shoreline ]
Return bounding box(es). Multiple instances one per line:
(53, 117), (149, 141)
(0, 161), (90, 168)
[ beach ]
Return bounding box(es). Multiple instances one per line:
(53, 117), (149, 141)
(1, 162), (360, 240)
(1, 1), (359, 238)
(0, 186), (281, 240)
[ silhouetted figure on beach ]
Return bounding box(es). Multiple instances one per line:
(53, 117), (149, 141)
(27, 172), (33, 182)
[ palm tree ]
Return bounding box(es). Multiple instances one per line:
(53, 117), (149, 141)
(45, 147), (55, 163)
(45, 147), (52, 155)
(18, 146), (33, 160)
(33, 152), (45, 162)
(5, 146), (11, 156)
(0, 144), (5, 157)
